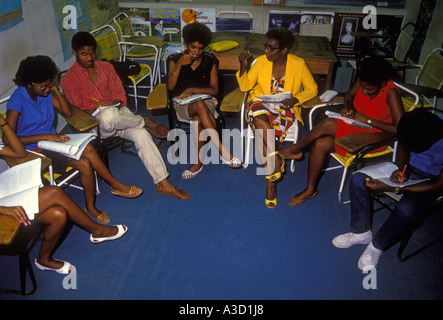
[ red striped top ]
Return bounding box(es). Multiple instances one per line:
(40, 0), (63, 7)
(61, 60), (127, 112)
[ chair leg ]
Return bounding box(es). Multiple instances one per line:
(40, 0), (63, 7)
(397, 230), (443, 262)
(19, 250), (37, 295)
(338, 167), (350, 204)
(243, 131), (252, 169)
(133, 85), (138, 113)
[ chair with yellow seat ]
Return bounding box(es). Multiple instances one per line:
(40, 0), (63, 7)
(91, 24), (155, 113)
(309, 81), (420, 204)
(112, 12), (166, 87)
(401, 48), (443, 110)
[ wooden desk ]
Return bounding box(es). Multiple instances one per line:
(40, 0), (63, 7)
(64, 105), (99, 132)
(210, 33), (338, 89)
(0, 215), (20, 245)
(335, 132), (395, 154)
(3, 151), (52, 172)
(300, 95), (344, 109)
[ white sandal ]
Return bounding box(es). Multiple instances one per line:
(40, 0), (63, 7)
(221, 156), (242, 168)
(35, 259), (76, 275)
(90, 225), (128, 244)
(181, 165), (204, 180)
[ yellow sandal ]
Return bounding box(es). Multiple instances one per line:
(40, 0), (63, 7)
(265, 198), (277, 209)
(265, 151), (285, 182)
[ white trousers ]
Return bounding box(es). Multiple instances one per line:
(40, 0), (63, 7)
(95, 106), (169, 184)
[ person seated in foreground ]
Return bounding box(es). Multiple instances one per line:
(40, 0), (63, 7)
(332, 108), (443, 270)
(279, 56), (405, 207)
(6, 55), (142, 225)
(0, 114), (127, 275)
(237, 27), (318, 209)
(60, 31), (190, 200)
(168, 22), (241, 179)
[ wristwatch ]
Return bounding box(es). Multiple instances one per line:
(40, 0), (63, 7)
(367, 118), (372, 124)
(394, 187), (401, 195)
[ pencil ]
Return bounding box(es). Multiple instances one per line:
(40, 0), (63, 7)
(400, 164), (407, 184)
(91, 97), (100, 103)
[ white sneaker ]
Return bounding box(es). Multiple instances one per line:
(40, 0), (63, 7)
(332, 231), (372, 248)
(358, 242), (383, 271)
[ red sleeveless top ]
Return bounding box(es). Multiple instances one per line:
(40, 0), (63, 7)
(335, 80), (398, 156)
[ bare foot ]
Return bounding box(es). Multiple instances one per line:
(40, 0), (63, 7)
(145, 118), (169, 139)
(156, 179), (191, 200)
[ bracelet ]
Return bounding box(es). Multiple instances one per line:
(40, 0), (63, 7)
(172, 70), (179, 76)
(0, 122), (8, 128)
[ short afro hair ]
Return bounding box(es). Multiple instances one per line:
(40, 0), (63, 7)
(72, 31), (96, 51)
(14, 55), (58, 86)
(266, 27), (295, 51)
(358, 56), (393, 86)
(397, 108), (443, 153)
(182, 22), (212, 47)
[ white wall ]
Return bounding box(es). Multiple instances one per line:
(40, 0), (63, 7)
(0, 0), (75, 129)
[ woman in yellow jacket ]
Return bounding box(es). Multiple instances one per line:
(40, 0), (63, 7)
(237, 27), (318, 208)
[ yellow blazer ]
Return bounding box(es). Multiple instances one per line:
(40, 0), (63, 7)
(236, 54), (318, 124)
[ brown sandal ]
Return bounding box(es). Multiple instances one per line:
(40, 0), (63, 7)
(84, 207), (110, 224)
(110, 185), (143, 199)
(289, 190), (319, 207)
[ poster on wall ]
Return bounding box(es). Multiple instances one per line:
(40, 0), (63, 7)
(180, 8), (216, 32)
(118, 7), (151, 36)
(0, 0), (24, 31)
(268, 10), (301, 34)
(150, 8), (181, 44)
(332, 13), (403, 60)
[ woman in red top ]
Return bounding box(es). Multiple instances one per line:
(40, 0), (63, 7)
(280, 56), (405, 206)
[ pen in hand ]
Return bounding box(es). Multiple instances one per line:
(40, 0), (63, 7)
(399, 164), (407, 185)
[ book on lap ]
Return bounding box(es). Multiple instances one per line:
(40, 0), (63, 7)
(325, 110), (373, 129)
(0, 158), (42, 220)
(355, 162), (429, 188)
(37, 133), (96, 161)
(172, 94), (211, 105)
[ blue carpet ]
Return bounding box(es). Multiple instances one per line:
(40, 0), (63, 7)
(1, 95), (443, 302)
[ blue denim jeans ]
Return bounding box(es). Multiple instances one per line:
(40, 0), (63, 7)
(349, 167), (439, 251)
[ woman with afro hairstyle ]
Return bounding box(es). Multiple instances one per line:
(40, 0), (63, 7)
(6, 55), (142, 224)
(167, 22), (241, 180)
(279, 56), (405, 207)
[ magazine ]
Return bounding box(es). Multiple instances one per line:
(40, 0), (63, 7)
(91, 102), (121, 117)
(37, 133), (95, 161)
(259, 91), (292, 103)
(325, 110), (373, 129)
(0, 158), (42, 220)
(172, 94), (211, 105)
(355, 162), (430, 188)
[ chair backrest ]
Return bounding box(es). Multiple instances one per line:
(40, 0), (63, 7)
(394, 22), (415, 62)
(0, 96), (10, 139)
(113, 12), (136, 38)
(91, 25), (122, 62)
(216, 11), (253, 33)
(393, 81), (420, 112)
(416, 48), (443, 90)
